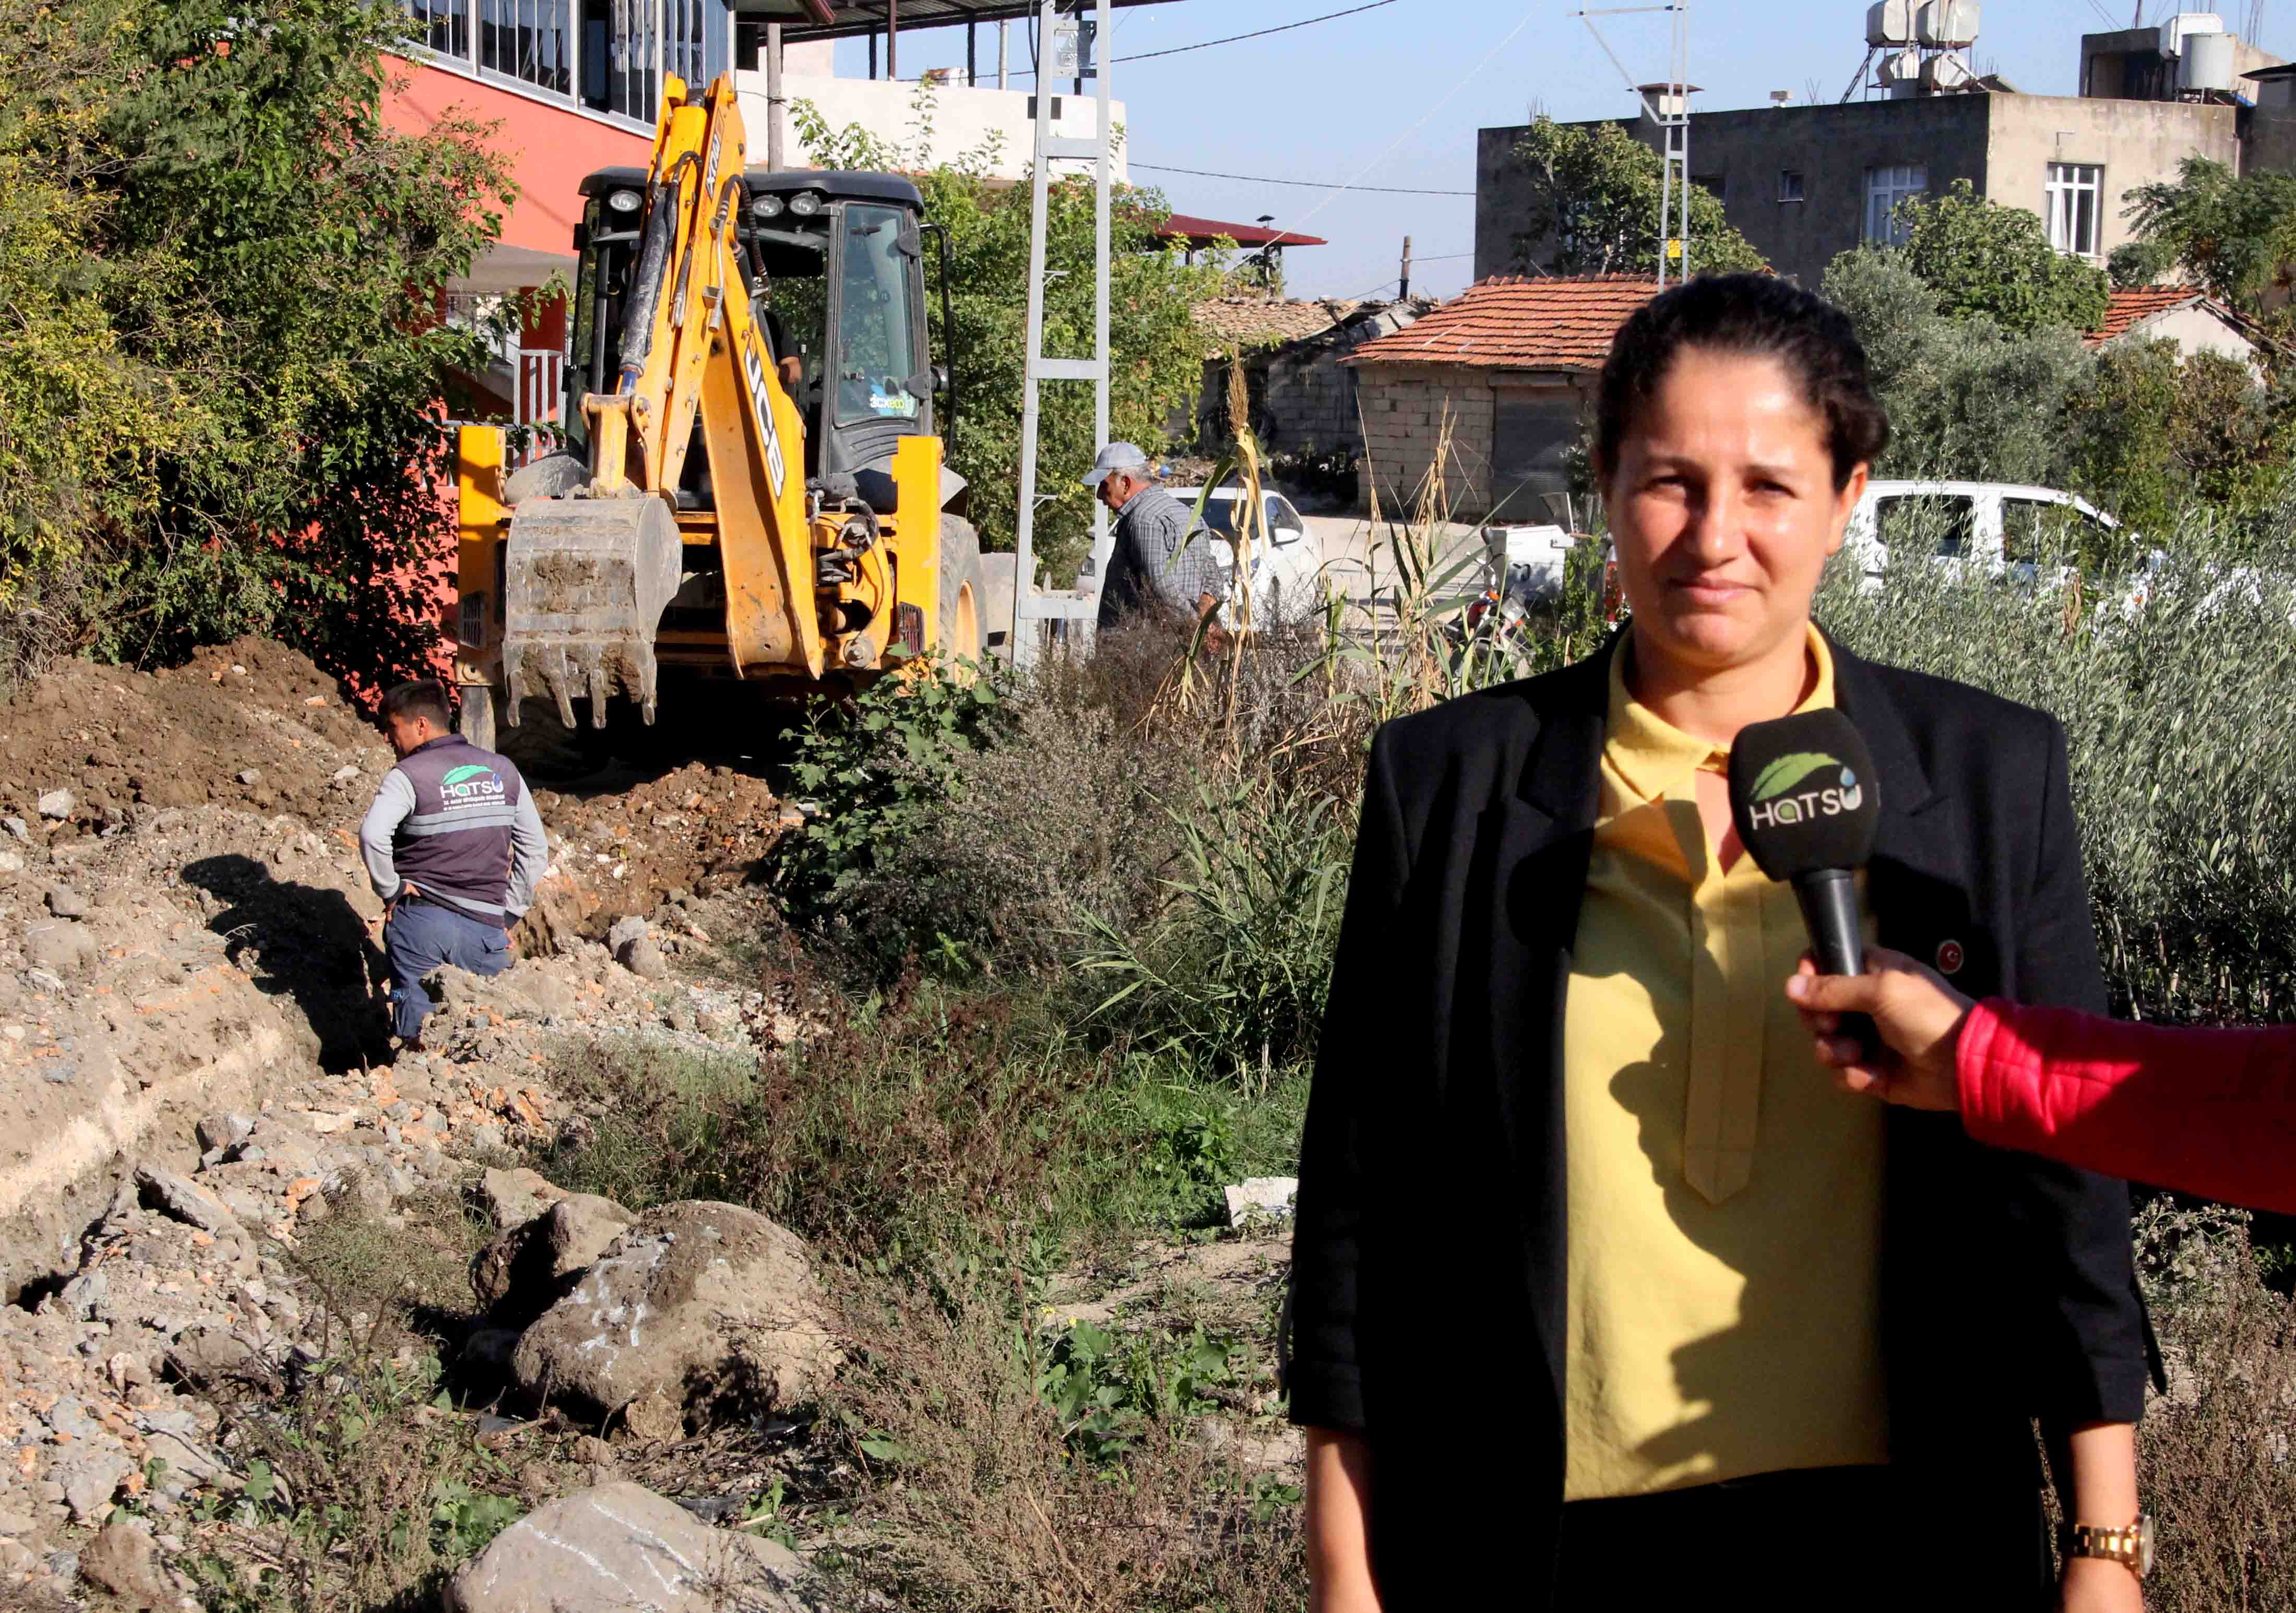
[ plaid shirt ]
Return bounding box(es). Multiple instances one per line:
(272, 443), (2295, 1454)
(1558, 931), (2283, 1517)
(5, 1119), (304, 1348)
(1096, 485), (1227, 629)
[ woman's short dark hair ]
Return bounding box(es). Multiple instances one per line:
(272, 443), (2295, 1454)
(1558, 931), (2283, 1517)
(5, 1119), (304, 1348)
(1595, 272), (1889, 491)
(380, 678), (455, 731)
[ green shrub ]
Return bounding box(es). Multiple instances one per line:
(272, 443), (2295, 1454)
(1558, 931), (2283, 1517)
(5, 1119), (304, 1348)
(1082, 776), (1349, 1083)
(1897, 178), (2111, 334)
(774, 659), (1015, 965)
(1823, 247), (2093, 486)
(852, 643), (1199, 977)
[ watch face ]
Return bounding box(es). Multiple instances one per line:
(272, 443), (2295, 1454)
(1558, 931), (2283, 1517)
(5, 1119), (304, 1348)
(2138, 1514), (2156, 1578)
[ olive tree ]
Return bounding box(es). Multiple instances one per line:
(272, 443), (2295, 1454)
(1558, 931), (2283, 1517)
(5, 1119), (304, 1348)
(1896, 178), (2110, 334)
(1506, 116), (1765, 278)
(1822, 247), (2091, 487)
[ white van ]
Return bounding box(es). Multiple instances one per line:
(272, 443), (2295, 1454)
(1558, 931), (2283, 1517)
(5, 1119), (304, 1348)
(1843, 481), (2123, 585)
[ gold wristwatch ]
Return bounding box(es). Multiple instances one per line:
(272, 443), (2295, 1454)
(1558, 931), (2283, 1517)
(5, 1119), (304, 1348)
(2064, 1515), (2154, 1579)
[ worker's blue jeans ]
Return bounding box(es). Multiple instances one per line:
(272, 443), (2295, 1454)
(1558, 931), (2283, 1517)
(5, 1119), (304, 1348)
(384, 898), (509, 1043)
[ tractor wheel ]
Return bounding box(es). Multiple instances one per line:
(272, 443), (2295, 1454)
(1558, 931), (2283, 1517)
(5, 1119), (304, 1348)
(938, 514), (987, 668)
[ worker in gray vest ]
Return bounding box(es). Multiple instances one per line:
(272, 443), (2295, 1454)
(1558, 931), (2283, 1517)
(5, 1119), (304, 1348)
(360, 679), (549, 1050)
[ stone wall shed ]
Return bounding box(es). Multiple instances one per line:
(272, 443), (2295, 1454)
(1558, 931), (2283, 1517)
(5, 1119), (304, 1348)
(1343, 276), (1657, 523)
(1192, 296), (1430, 455)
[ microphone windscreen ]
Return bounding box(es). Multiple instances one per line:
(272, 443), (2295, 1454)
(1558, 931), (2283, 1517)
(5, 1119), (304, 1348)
(1727, 708), (1881, 881)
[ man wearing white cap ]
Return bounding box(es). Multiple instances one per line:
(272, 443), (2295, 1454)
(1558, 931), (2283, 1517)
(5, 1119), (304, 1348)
(1081, 441), (1227, 633)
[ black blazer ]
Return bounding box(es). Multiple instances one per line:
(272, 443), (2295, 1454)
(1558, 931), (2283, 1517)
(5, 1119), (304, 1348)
(1288, 630), (2154, 1608)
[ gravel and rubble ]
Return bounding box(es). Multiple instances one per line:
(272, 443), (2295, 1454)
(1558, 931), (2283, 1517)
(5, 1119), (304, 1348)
(0, 639), (810, 1606)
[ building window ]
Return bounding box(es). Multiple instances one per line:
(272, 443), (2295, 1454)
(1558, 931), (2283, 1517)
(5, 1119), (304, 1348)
(2046, 163), (2104, 257)
(664, 0), (709, 90)
(409, 0), (722, 128)
(1779, 169), (1804, 203)
(481, 0), (573, 97)
(1864, 164), (1926, 244)
(581, 0), (661, 123)
(410, 0), (471, 63)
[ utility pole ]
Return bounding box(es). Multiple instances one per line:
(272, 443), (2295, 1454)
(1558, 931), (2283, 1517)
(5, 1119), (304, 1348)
(1398, 235), (1412, 300)
(1656, 4), (1691, 286)
(1008, 0), (1113, 668)
(998, 19), (1009, 87)
(764, 21), (784, 169)
(1577, 3), (1695, 284)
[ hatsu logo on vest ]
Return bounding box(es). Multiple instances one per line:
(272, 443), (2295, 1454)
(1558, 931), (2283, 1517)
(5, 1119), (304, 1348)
(439, 762), (507, 807)
(1742, 750), (1863, 829)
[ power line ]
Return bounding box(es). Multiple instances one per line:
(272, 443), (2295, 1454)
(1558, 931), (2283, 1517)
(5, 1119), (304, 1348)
(1341, 253), (1478, 301)
(1257, 6), (1536, 250)
(1114, 0), (1396, 63)
(1132, 161), (1472, 196)
(1008, 0), (1396, 80)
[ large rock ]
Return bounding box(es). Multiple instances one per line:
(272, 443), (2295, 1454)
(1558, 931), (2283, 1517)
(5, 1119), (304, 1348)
(476, 1167), (569, 1232)
(24, 919), (99, 978)
(438, 964), (580, 1022)
(444, 1481), (823, 1613)
(510, 1202), (839, 1422)
(135, 1164), (244, 1240)
(471, 1193), (635, 1325)
(79, 1519), (173, 1608)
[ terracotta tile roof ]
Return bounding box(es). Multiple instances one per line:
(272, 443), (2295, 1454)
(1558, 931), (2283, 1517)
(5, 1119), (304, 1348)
(1192, 296), (1361, 350)
(2088, 286), (2210, 345)
(1343, 276), (1660, 371)
(2085, 285), (2204, 346)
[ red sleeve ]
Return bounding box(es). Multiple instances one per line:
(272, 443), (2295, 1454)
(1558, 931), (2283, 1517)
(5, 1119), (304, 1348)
(1958, 1000), (2296, 1215)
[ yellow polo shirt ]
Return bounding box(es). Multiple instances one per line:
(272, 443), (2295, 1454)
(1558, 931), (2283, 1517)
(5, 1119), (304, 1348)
(1561, 629), (1887, 1501)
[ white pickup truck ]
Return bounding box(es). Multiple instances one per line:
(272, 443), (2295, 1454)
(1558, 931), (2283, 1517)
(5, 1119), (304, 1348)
(1842, 480), (2124, 584)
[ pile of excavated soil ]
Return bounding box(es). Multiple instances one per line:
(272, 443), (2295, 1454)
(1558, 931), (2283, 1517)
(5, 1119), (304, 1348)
(0, 638), (797, 951)
(530, 762), (801, 942)
(0, 639), (384, 831)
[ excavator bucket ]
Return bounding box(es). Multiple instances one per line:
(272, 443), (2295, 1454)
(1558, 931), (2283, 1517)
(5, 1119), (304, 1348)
(500, 494), (684, 729)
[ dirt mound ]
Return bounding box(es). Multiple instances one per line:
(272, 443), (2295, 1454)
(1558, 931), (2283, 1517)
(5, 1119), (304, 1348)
(0, 637), (385, 832)
(531, 763), (800, 942)
(0, 640), (799, 948)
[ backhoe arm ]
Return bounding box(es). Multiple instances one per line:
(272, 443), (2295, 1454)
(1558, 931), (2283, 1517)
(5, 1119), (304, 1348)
(502, 73), (820, 726)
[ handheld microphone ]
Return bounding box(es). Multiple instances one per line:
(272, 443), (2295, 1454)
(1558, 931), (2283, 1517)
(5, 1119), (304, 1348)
(1728, 710), (1883, 1047)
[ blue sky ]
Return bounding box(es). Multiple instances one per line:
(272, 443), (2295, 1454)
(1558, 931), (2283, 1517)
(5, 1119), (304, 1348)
(838, 2), (2286, 304)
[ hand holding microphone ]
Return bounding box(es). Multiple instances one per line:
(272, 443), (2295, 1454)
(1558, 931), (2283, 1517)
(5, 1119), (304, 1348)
(1727, 708), (1884, 1058)
(1787, 949), (1972, 1110)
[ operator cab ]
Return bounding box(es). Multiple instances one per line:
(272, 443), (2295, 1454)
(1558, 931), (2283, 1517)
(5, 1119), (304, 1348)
(565, 167), (941, 486)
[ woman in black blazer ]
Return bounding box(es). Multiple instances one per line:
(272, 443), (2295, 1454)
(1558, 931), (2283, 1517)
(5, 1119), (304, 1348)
(1289, 276), (2153, 1612)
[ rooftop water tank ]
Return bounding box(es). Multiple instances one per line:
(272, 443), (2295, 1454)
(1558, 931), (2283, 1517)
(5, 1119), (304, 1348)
(1921, 52), (1976, 90)
(1916, 0), (1979, 47)
(1866, 0), (1915, 46)
(1876, 46), (1921, 86)
(2180, 29), (2236, 91)
(2159, 12), (2225, 56)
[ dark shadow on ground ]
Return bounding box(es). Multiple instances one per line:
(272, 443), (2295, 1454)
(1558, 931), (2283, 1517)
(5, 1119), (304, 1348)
(491, 687), (802, 797)
(182, 854), (387, 1072)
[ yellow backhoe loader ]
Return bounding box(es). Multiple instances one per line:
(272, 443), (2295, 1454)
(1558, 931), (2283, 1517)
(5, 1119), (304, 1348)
(449, 72), (985, 748)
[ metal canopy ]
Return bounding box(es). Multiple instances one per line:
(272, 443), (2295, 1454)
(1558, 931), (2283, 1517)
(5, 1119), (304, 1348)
(733, 0), (1181, 41)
